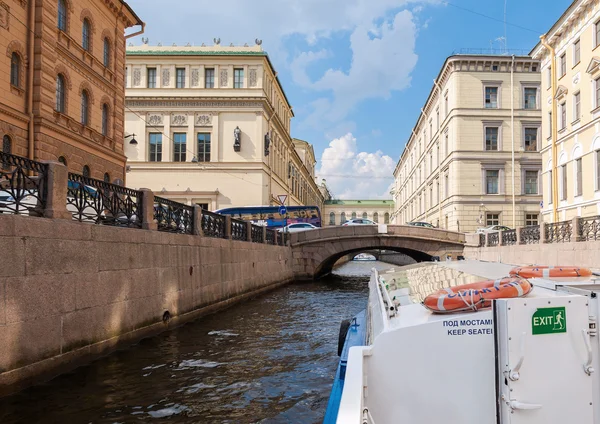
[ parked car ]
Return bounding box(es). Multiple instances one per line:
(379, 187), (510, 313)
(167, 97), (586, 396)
(476, 225), (511, 234)
(407, 221), (435, 228)
(342, 218), (377, 226)
(278, 223), (318, 233)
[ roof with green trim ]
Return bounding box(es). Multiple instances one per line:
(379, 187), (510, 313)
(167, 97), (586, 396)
(324, 199), (394, 206)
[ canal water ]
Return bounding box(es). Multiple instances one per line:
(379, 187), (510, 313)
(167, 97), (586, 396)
(0, 260), (394, 424)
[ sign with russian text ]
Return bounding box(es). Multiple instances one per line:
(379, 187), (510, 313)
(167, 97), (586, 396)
(532, 307), (566, 335)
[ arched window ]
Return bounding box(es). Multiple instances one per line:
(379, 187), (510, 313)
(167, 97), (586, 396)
(10, 53), (20, 87)
(58, 156), (67, 166)
(103, 172), (110, 183)
(81, 90), (89, 125)
(362, 212), (367, 219)
(384, 212), (390, 224)
(329, 212), (335, 225)
(82, 165), (90, 178)
(57, 0), (67, 31)
(82, 18), (91, 51)
(56, 74), (66, 113)
(1, 135), (11, 169)
(101, 103), (108, 136)
(340, 212), (346, 224)
(351, 211), (357, 220)
(103, 38), (110, 67)
(373, 212), (379, 223)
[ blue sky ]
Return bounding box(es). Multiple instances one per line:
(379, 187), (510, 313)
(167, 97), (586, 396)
(126, 0), (570, 199)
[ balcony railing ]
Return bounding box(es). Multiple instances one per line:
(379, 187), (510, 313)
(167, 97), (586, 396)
(0, 152), (47, 217)
(266, 228), (276, 245)
(201, 209), (227, 238)
(579, 215), (600, 241)
(478, 233), (485, 247)
(501, 229), (517, 246)
(545, 220), (572, 244)
(251, 224), (264, 243)
(231, 218), (248, 241)
(487, 232), (499, 246)
(519, 225), (540, 244)
(154, 196), (194, 234)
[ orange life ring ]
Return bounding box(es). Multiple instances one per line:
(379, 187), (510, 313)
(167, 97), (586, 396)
(509, 266), (592, 279)
(423, 277), (532, 314)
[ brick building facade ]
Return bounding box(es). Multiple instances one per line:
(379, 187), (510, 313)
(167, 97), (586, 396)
(0, 0), (142, 182)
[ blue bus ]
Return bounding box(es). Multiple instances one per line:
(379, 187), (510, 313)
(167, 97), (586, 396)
(215, 205), (322, 229)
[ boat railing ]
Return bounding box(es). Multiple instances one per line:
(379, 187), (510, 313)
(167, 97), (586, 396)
(373, 268), (397, 323)
(336, 345), (370, 423)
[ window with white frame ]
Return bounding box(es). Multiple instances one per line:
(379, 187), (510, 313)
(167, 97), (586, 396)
(559, 53), (566, 78)
(573, 92), (581, 120)
(548, 112), (552, 136)
(596, 20), (600, 48)
(485, 126), (499, 151)
(560, 164), (567, 200)
(445, 173), (449, 198)
(524, 170), (539, 195)
(596, 77), (600, 109)
(523, 86), (538, 109)
(445, 133), (449, 157)
(525, 213), (538, 226)
(524, 127), (538, 152)
(547, 67), (551, 88)
(484, 86), (499, 108)
(559, 102), (566, 130)
(576, 158), (582, 197)
(596, 149), (600, 190)
(548, 169), (553, 204)
(573, 39), (580, 65)
(485, 170), (500, 194)
(486, 213), (499, 226)
(445, 95), (448, 116)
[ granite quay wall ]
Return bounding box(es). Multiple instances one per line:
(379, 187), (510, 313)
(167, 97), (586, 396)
(0, 214), (293, 396)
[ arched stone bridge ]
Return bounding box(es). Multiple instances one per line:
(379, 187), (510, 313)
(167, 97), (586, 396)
(290, 225), (467, 279)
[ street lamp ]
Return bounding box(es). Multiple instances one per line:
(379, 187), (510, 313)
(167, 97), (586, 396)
(125, 133), (138, 145)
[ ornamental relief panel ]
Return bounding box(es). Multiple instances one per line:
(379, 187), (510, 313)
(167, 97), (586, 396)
(196, 115), (212, 126)
(171, 114), (187, 126)
(147, 114), (163, 126)
(249, 69), (257, 87)
(220, 69), (228, 87)
(162, 68), (170, 87)
(0, 3), (9, 30)
(191, 69), (200, 87)
(133, 68), (141, 87)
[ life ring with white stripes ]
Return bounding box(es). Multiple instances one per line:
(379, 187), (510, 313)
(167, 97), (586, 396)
(509, 266), (592, 279)
(423, 277), (532, 314)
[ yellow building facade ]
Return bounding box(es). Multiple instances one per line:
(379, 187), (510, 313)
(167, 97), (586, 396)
(124, 42), (323, 211)
(392, 55), (542, 233)
(531, 0), (600, 222)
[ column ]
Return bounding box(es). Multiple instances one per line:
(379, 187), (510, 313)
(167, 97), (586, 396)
(156, 64), (162, 88)
(193, 205), (204, 236)
(243, 65), (249, 88)
(211, 113), (220, 162)
(199, 65), (205, 88)
(162, 114), (171, 162)
(185, 65), (191, 88)
(187, 113), (195, 161)
(214, 64), (220, 88)
(140, 65), (147, 88)
(228, 65), (234, 88)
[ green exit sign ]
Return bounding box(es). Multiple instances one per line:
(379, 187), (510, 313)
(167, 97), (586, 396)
(532, 307), (567, 335)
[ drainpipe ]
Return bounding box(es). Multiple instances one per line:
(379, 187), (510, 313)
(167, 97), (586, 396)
(433, 78), (443, 228)
(540, 35), (558, 223)
(26, 0), (35, 160)
(511, 55), (516, 228)
(124, 22), (146, 40)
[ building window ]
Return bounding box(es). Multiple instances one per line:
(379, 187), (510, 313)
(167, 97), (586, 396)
(596, 20), (600, 48)
(596, 77), (600, 109)
(81, 90), (89, 126)
(57, 0), (67, 31)
(486, 213), (499, 226)
(362, 212), (367, 219)
(149, 133), (162, 162)
(10, 53), (20, 87)
(525, 213), (538, 226)
(559, 53), (566, 78)
(82, 18), (91, 51)
(524, 87), (537, 109)
(373, 212), (379, 223)
(485, 170), (499, 194)
(176, 68), (185, 88)
(573, 39), (580, 65)
(173, 133), (186, 162)
(444, 133), (449, 157)
(547, 67), (552, 87)
(234, 68), (244, 89)
(484, 86), (498, 108)
(351, 211), (357, 220)
(340, 212), (346, 224)
(197, 203), (209, 210)
(103, 173), (110, 183)
(548, 170), (553, 204)
(56, 74), (66, 113)
(205, 68), (214, 88)
(445, 96), (448, 116)
(524, 127), (538, 151)
(485, 127), (499, 151)
(559, 102), (566, 130)
(329, 212), (335, 225)
(82, 165), (90, 178)
(576, 158), (582, 197)
(101, 104), (109, 136)
(197, 133), (211, 162)
(561, 164), (567, 200)
(384, 212), (390, 224)
(445, 173), (449, 198)
(147, 68), (156, 88)
(597, 150), (600, 191)
(103, 38), (110, 67)
(574, 92), (581, 120)
(524, 170), (538, 195)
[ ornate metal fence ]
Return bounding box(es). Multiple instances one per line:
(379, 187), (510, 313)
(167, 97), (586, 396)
(545, 220), (572, 243)
(67, 173), (142, 227)
(487, 232), (499, 246)
(478, 233), (485, 247)
(579, 215), (600, 241)
(154, 196), (193, 234)
(519, 225), (540, 244)
(266, 229), (276, 245)
(251, 224), (263, 243)
(231, 218), (247, 241)
(0, 151), (47, 216)
(501, 229), (517, 246)
(201, 209), (226, 238)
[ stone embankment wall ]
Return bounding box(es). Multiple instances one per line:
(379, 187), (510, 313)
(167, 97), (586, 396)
(0, 214), (293, 395)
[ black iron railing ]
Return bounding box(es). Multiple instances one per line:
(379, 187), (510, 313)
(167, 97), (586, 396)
(520, 225), (540, 244)
(487, 232), (499, 246)
(251, 224), (263, 243)
(154, 196), (193, 234)
(545, 220), (572, 243)
(501, 229), (517, 246)
(67, 172), (142, 227)
(266, 228), (276, 245)
(0, 152), (47, 216)
(579, 215), (600, 241)
(478, 233), (485, 247)
(201, 209), (226, 238)
(231, 218), (247, 241)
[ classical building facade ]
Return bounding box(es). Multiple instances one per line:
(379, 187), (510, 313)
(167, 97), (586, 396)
(531, 0), (600, 222)
(0, 0), (142, 181)
(323, 199), (394, 226)
(124, 43), (323, 211)
(392, 54), (543, 233)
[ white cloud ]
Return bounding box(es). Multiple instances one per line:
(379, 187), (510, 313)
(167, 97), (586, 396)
(317, 133), (395, 199)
